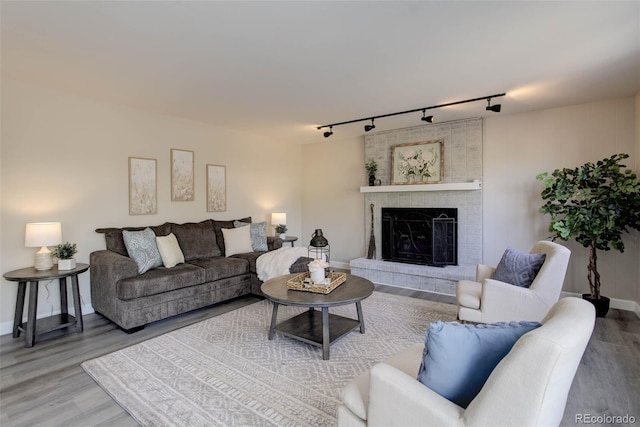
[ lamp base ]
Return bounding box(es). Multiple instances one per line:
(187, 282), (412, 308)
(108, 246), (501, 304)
(34, 248), (54, 271)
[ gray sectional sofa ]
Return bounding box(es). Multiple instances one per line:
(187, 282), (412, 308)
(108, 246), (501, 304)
(90, 218), (307, 332)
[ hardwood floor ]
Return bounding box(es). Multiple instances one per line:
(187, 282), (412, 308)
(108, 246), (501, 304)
(1, 287), (638, 427)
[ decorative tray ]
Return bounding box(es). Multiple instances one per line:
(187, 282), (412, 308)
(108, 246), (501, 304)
(286, 272), (347, 294)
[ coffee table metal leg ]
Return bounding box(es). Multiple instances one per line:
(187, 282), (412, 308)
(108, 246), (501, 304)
(322, 307), (330, 360)
(268, 302), (279, 340)
(356, 301), (365, 333)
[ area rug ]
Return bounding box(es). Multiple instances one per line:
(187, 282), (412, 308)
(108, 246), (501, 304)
(82, 291), (456, 426)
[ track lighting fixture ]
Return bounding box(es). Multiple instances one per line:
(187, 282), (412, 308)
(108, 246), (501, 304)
(486, 98), (501, 113)
(364, 119), (376, 132)
(317, 92), (505, 137)
(421, 110), (435, 123)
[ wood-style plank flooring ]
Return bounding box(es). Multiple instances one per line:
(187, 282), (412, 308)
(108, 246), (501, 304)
(1, 286), (638, 427)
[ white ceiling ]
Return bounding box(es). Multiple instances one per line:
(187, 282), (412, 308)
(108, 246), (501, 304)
(2, 1), (639, 144)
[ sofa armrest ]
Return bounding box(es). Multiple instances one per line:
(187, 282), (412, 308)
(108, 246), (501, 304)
(267, 236), (283, 250)
(90, 250), (138, 310)
(368, 363), (464, 427)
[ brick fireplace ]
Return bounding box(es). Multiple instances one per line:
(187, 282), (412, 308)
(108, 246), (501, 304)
(350, 118), (482, 296)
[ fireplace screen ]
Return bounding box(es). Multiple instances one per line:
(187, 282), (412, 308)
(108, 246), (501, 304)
(381, 208), (457, 266)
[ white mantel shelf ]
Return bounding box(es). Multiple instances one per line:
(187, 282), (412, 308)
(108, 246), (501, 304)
(360, 182), (481, 193)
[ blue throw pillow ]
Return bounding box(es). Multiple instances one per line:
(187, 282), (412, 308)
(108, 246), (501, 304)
(122, 228), (163, 274)
(493, 247), (546, 288)
(417, 321), (541, 408)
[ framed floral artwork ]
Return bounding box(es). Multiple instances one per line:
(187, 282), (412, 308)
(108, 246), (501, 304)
(206, 164), (226, 212)
(171, 149), (194, 201)
(391, 140), (444, 185)
(129, 157), (157, 215)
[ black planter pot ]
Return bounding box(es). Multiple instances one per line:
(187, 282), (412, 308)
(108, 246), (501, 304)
(369, 175), (376, 186)
(582, 294), (610, 317)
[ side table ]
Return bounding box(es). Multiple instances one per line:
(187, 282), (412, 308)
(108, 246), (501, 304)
(3, 263), (89, 347)
(281, 236), (298, 247)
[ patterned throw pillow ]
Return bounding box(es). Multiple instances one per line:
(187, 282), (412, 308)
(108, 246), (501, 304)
(493, 247), (546, 288)
(122, 228), (163, 274)
(233, 220), (268, 252)
(417, 320), (541, 408)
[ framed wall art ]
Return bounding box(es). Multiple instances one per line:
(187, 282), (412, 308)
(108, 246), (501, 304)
(129, 157), (157, 215)
(171, 149), (194, 201)
(206, 164), (226, 212)
(391, 140), (444, 185)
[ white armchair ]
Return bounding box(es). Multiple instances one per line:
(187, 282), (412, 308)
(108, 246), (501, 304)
(337, 297), (595, 427)
(456, 241), (571, 323)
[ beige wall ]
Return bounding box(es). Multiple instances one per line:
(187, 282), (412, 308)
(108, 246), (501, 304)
(636, 91), (640, 307)
(0, 79), (303, 333)
(301, 135), (365, 268)
(302, 96), (639, 306)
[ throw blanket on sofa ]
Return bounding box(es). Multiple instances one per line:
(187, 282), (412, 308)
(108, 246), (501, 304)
(257, 247), (310, 282)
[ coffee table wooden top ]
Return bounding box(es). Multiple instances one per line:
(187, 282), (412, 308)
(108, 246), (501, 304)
(261, 273), (374, 308)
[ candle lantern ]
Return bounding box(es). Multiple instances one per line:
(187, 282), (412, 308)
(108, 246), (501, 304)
(308, 229), (330, 276)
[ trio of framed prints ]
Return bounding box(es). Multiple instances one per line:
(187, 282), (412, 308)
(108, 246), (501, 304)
(128, 149), (226, 215)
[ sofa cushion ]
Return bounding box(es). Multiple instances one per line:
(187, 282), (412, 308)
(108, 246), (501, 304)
(122, 228), (163, 274)
(234, 220), (268, 251)
(231, 252), (263, 275)
(117, 263), (206, 300)
(188, 257), (251, 282)
(170, 220), (221, 260)
(494, 247), (546, 288)
(156, 233), (185, 268)
(417, 320), (541, 408)
(96, 223), (171, 257)
(213, 217), (251, 255)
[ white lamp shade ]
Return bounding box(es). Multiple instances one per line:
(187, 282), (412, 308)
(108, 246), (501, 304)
(25, 222), (62, 247)
(271, 212), (287, 225)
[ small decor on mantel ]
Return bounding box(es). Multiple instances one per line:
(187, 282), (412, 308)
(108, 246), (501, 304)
(365, 160), (378, 186)
(53, 242), (78, 270)
(537, 153), (640, 317)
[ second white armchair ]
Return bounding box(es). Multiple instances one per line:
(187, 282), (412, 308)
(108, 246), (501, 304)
(456, 241), (571, 323)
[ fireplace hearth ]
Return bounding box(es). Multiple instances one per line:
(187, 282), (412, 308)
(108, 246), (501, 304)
(381, 207), (457, 266)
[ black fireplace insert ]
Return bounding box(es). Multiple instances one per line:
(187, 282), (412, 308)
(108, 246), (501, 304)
(381, 207), (457, 266)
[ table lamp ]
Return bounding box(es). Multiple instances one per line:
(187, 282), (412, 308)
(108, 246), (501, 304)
(25, 222), (62, 270)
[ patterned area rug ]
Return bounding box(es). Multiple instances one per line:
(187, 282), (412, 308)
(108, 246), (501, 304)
(82, 291), (456, 426)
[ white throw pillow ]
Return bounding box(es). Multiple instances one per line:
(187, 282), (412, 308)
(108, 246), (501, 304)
(155, 233), (185, 268)
(221, 226), (254, 257)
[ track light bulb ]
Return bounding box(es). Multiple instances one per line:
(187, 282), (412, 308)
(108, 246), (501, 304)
(420, 110), (435, 123)
(323, 126), (333, 138)
(364, 119), (375, 132)
(486, 98), (501, 113)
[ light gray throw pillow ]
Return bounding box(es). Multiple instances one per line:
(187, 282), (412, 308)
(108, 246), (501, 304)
(122, 228), (163, 274)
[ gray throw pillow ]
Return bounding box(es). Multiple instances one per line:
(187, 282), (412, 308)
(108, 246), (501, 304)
(122, 228), (163, 274)
(493, 247), (546, 288)
(233, 220), (268, 252)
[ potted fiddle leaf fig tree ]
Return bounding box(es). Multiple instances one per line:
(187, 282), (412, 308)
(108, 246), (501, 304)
(537, 153), (640, 317)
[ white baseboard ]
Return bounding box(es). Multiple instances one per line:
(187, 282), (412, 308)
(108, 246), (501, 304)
(561, 291), (640, 318)
(0, 303), (95, 337)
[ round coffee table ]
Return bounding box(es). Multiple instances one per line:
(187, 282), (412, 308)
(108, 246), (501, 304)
(261, 273), (374, 360)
